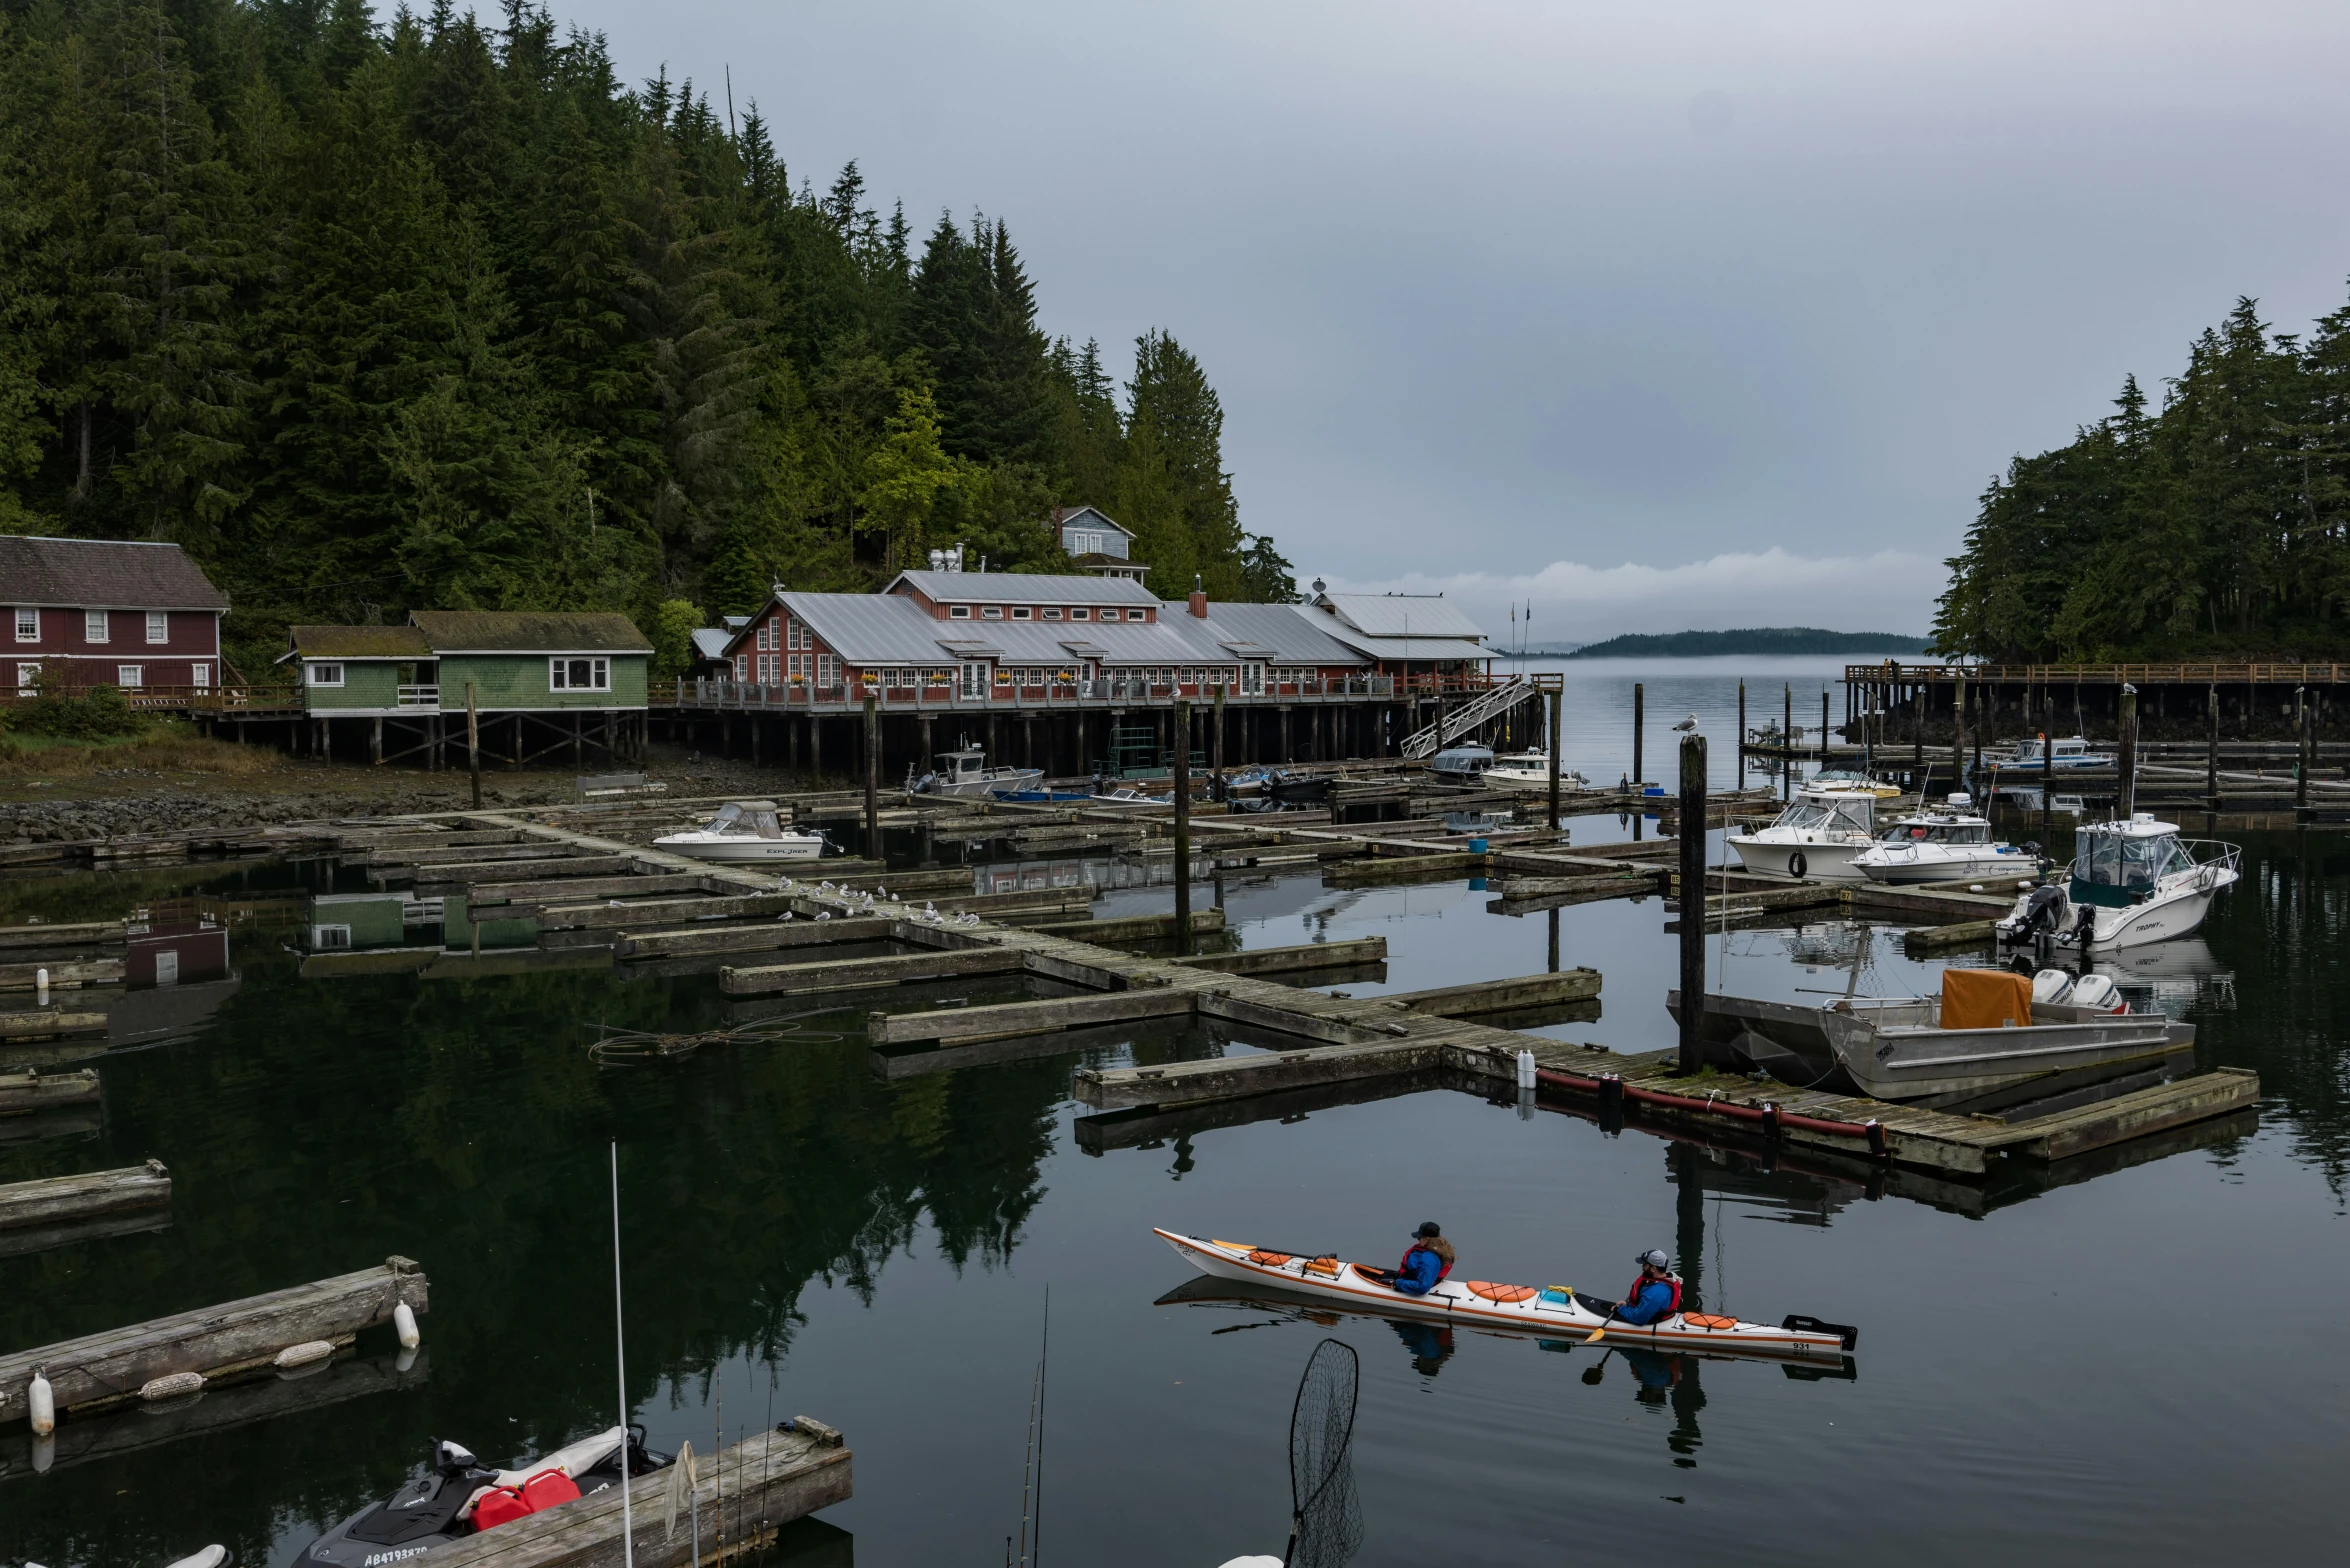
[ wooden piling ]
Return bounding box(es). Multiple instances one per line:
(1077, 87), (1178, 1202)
(1632, 683), (1644, 786)
(1677, 733), (1705, 1074)
(0, 1257), (429, 1424)
(1953, 672), (1968, 790)
(863, 694), (881, 858)
(2119, 684), (2138, 817)
(2297, 684), (2314, 814)
(466, 684), (482, 811)
(1737, 681), (1746, 790)
(1547, 688), (1563, 829)
(1173, 697), (1192, 952)
(1783, 684), (1793, 801)
(2207, 683), (2221, 806)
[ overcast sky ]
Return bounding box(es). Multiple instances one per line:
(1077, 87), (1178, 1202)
(559, 0), (2350, 640)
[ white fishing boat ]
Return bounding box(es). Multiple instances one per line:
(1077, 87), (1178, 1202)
(1484, 749), (1592, 792)
(1996, 814), (2241, 950)
(1725, 784), (1881, 881)
(1852, 794), (2038, 885)
(1989, 734), (2115, 772)
(909, 747), (1043, 799)
(652, 800), (827, 863)
(1817, 967), (2193, 1102)
(1807, 768), (1902, 799)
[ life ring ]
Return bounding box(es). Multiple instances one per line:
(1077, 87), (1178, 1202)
(1787, 850), (1808, 880)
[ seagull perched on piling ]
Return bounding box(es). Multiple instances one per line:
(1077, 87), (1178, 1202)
(1673, 714), (1699, 733)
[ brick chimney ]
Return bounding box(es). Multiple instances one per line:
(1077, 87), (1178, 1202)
(1189, 574), (1207, 618)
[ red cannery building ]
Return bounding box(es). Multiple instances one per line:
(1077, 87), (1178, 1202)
(2, 535), (230, 698)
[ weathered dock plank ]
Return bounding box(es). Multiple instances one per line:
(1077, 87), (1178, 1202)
(614, 917), (894, 961)
(0, 1069), (102, 1116)
(0, 960), (123, 992)
(1031, 910), (1226, 944)
(1074, 1035), (1446, 1111)
(0, 1008), (109, 1042)
(0, 1160), (170, 1233)
(528, 892), (795, 930)
(1169, 937), (1387, 976)
(403, 855), (641, 889)
(0, 1256), (430, 1424)
(1382, 968), (1602, 1016)
(1321, 851), (1486, 887)
(1902, 919), (1999, 953)
(464, 872), (713, 905)
(0, 922), (126, 950)
(868, 987), (1196, 1046)
(430, 1420), (851, 1568)
(1983, 1066), (2262, 1161)
(720, 945), (1027, 996)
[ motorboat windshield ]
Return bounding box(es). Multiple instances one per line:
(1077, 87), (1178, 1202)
(2070, 815), (2189, 906)
(1432, 745), (1496, 776)
(1767, 793), (1875, 836)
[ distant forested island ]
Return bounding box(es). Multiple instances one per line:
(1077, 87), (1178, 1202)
(0, 1), (1295, 678)
(1561, 628), (1931, 659)
(1936, 294), (2350, 661)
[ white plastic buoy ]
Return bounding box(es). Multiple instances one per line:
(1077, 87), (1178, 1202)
(35, 967), (48, 1005)
(1968, 884), (1986, 893)
(163, 1547), (228, 1568)
(27, 1368), (54, 1436)
(393, 1299), (420, 1350)
(1515, 1048), (1536, 1090)
(274, 1340), (336, 1370)
(140, 1371), (205, 1401)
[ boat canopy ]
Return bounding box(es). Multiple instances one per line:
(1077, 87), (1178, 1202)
(705, 801), (785, 838)
(2069, 814), (2186, 908)
(1432, 745), (1496, 774)
(1877, 815), (1991, 845)
(1770, 794), (1873, 835)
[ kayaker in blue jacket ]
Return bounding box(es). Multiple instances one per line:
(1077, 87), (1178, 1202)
(1613, 1250), (1683, 1325)
(1390, 1222), (1456, 1295)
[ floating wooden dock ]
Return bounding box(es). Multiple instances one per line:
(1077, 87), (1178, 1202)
(0, 1069), (101, 1116)
(0, 1160), (170, 1235)
(0, 1256), (429, 1425)
(0, 1008), (109, 1042)
(429, 1418), (851, 1567)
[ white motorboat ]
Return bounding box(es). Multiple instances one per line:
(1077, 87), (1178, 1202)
(1852, 794), (2039, 885)
(1989, 734), (2114, 772)
(1484, 749), (1591, 792)
(1725, 784), (1881, 881)
(909, 747), (1043, 799)
(1807, 768), (1902, 799)
(1996, 814), (2241, 950)
(653, 800), (827, 863)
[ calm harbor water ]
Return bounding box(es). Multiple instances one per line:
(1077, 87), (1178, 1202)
(3, 662), (2346, 1567)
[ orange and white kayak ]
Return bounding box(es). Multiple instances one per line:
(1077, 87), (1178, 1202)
(1154, 1228), (1856, 1363)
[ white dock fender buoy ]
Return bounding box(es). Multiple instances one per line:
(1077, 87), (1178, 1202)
(35, 966), (49, 1004)
(163, 1547), (229, 1568)
(1515, 1048), (1537, 1090)
(28, 1367), (55, 1435)
(273, 1340), (336, 1370)
(394, 1299), (420, 1350)
(140, 1371), (206, 1401)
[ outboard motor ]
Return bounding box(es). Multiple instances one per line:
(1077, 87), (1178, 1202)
(2068, 973), (2125, 1013)
(2006, 882), (2070, 940)
(2031, 969), (2076, 1005)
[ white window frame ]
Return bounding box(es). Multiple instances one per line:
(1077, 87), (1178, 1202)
(550, 656), (611, 692)
(949, 605), (972, 619)
(15, 661), (39, 695)
(1243, 662), (1266, 695)
(817, 652), (839, 687)
(117, 665), (143, 689)
(981, 605), (1003, 620)
(735, 653), (748, 681)
(1070, 607), (1090, 621)
(311, 924), (353, 951)
(13, 607), (36, 643)
(1042, 607), (1062, 620)
(146, 610), (169, 644)
(191, 663), (210, 691)
(961, 661), (989, 698)
(309, 662), (346, 687)
(85, 608), (109, 643)
(1010, 606), (1032, 620)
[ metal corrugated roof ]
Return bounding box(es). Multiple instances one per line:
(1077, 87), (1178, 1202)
(1313, 593), (1486, 640)
(1315, 627), (1492, 662)
(780, 591), (1349, 668)
(890, 570), (1161, 606)
(285, 624), (433, 659)
(409, 611), (652, 653)
(690, 627), (733, 660)
(1186, 602), (1367, 664)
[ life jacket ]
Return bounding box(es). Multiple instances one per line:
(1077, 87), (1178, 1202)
(1399, 1238), (1456, 1282)
(1624, 1270), (1683, 1318)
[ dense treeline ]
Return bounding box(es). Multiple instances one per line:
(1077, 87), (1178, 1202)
(1935, 293), (2350, 661)
(0, 0), (1296, 676)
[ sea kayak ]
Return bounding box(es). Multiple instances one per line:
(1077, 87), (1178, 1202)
(1155, 1228), (1855, 1363)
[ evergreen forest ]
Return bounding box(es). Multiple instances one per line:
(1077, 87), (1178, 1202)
(1935, 292), (2350, 662)
(0, 0), (1298, 678)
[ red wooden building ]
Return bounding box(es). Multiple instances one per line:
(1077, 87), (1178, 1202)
(3, 536), (229, 698)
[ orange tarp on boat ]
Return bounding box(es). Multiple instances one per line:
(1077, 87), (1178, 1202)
(1941, 968), (2034, 1030)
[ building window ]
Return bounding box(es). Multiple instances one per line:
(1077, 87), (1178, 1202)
(191, 663), (210, 690)
(1042, 607), (1063, 620)
(15, 662), (39, 695)
(1070, 607), (1090, 621)
(735, 654), (748, 680)
(117, 665), (143, 688)
(949, 605), (972, 619)
(146, 611), (168, 644)
(981, 605), (1003, 620)
(309, 663), (345, 687)
(86, 609), (109, 643)
(312, 924), (352, 951)
(1011, 606), (1032, 620)
(550, 656), (611, 691)
(817, 653), (839, 686)
(15, 607), (38, 642)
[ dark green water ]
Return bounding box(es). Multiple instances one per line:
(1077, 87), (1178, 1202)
(2, 810), (2346, 1565)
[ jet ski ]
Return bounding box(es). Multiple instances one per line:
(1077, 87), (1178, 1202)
(297, 1425), (670, 1565)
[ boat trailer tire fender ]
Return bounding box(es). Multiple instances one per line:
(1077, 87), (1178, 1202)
(1787, 851), (1807, 880)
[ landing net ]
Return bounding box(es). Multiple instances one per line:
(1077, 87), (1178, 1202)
(1286, 1337), (1362, 1568)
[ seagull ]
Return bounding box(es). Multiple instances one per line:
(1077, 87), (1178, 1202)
(778, 911), (795, 922)
(924, 902), (937, 919)
(1673, 714), (1699, 733)
(814, 910), (831, 922)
